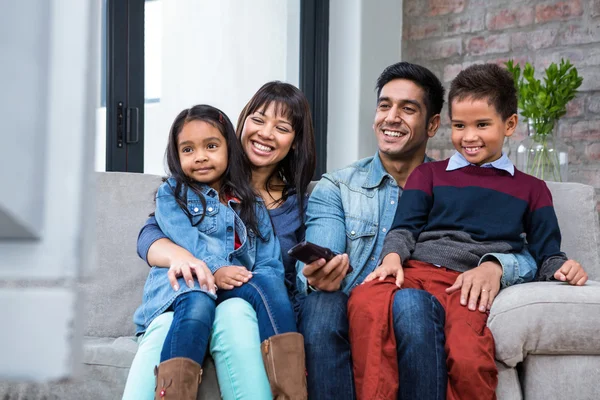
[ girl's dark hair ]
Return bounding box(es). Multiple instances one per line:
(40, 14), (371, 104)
(236, 81), (316, 217)
(448, 63), (518, 121)
(165, 104), (263, 238)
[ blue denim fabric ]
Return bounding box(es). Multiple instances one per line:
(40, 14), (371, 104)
(299, 289), (447, 400)
(161, 291), (215, 364)
(298, 291), (354, 400)
(217, 269), (297, 341)
(133, 178), (284, 334)
(392, 289), (446, 400)
(296, 153), (537, 295)
(480, 248), (537, 288)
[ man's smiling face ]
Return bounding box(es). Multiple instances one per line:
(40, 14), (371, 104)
(373, 79), (434, 161)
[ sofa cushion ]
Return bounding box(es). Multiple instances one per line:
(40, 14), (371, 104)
(546, 181), (600, 280)
(81, 172), (162, 338)
(488, 281), (600, 367)
(495, 363), (522, 400)
(0, 337), (221, 400)
(521, 355), (600, 400)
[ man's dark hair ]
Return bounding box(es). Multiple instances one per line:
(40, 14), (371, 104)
(448, 63), (518, 121)
(375, 62), (445, 121)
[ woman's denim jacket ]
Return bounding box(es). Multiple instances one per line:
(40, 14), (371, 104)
(296, 153), (537, 296)
(133, 178), (283, 334)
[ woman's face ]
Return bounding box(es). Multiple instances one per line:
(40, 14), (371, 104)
(240, 102), (296, 170)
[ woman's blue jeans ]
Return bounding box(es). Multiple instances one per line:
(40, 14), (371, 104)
(298, 288), (447, 400)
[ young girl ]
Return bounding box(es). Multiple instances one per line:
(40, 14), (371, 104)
(132, 104), (306, 400)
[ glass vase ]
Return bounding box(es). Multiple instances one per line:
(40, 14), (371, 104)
(516, 121), (568, 182)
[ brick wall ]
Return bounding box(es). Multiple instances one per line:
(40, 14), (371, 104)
(403, 0), (600, 212)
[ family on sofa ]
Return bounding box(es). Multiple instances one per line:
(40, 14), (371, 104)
(121, 61), (588, 400)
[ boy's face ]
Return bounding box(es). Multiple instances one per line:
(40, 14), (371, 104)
(450, 97), (517, 166)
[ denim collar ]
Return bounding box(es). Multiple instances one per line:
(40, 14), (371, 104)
(446, 152), (515, 176)
(362, 152), (434, 189)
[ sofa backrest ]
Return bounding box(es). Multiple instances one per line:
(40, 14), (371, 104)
(85, 173), (600, 338)
(546, 181), (600, 280)
(81, 172), (162, 337)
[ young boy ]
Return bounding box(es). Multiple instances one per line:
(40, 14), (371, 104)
(347, 63), (588, 400)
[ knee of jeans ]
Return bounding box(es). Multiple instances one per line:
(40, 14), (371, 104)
(249, 271), (285, 291)
(392, 289), (444, 332)
(178, 291), (216, 322)
(300, 291), (348, 342)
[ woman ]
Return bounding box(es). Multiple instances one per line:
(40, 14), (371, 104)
(122, 81), (316, 400)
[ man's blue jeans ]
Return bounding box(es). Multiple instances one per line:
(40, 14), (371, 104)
(299, 289), (447, 400)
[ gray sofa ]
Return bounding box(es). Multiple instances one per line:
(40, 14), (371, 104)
(1, 171), (599, 399)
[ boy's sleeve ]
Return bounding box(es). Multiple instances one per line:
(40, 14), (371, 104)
(524, 181), (568, 281)
(379, 164), (433, 264)
(136, 216), (168, 266)
(155, 182), (229, 274)
(479, 248), (537, 288)
(296, 175), (348, 293)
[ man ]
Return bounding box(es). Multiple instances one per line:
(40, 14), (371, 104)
(296, 62), (536, 400)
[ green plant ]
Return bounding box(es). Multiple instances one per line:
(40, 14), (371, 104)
(505, 59), (583, 136)
(505, 59), (583, 181)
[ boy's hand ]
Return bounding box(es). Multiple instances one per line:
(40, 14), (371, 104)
(168, 258), (215, 295)
(554, 260), (588, 286)
(364, 253), (404, 288)
(214, 266), (253, 290)
(303, 254), (350, 292)
(446, 261), (502, 313)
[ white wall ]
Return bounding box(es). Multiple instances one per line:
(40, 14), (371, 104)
(0, 0), (98, 380)
(327, 0), (403, 171)
(95, 0), (300, 175)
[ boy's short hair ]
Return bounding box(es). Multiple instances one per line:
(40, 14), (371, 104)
(448, 63), (517, 121)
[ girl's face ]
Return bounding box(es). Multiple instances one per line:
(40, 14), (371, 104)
(240, 102), (296, 170)
(178, 120), (228, 190)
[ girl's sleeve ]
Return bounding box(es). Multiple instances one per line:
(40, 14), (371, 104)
(155, 182), (229, 273)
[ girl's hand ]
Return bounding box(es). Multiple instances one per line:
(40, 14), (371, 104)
(168, 258), (215, 295)
(214, 266), (253, 290)
(554, 260), (588, 286)
(364, 253), (404, 287)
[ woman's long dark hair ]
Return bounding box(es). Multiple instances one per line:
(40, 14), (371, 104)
(165, 104), (263, 238)
(236, 81), (316, 217)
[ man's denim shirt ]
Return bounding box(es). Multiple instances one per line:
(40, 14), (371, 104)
(156, 178), (284, 279)
(296, 153), (537, 295)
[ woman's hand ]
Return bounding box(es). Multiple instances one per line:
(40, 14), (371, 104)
(168, 257), (215, 295)
(214, 266), (253, 290)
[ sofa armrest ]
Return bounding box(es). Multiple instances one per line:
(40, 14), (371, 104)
(488, 281), (600, 367)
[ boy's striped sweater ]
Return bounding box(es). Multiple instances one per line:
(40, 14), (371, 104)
(380, 159), (567, 280)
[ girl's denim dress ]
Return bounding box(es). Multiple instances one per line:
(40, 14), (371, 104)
(133, 178), (284, 335)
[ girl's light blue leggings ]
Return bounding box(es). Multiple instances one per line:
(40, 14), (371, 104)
(122, 298), (272, 400)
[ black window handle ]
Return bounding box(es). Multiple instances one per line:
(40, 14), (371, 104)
(126, 107), (139, 144)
